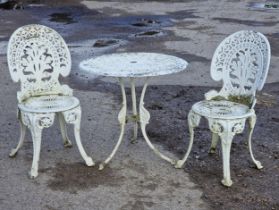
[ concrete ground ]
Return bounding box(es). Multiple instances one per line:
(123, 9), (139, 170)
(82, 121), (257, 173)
(0, 0), (278, 209)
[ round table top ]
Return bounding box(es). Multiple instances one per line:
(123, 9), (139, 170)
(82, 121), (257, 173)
(79, 52), (188, 78)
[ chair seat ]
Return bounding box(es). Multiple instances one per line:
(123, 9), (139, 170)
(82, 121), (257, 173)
(192, 100), (253, 119)
(18, 95), (80, 113)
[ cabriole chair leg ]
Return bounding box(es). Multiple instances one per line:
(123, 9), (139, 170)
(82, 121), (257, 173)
(29, 126), (43, 179)
(220, 131), (234, 187)
(63, 106), (95, 167)
(58, 113), (72, 148)
(248, 115), (263, 169)
(9, 117), (26, 157)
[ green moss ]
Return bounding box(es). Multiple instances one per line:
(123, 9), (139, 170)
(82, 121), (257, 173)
(211, 95), (252, 106)
(264, 3), (279, 9)
(211, 96), (226, 101)
(228, 95), (252, 106)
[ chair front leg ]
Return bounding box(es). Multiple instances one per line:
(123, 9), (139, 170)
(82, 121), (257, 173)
(62, 106), (95, 167)
(30, 125), (43, 178)
(58, 113), (72, 148)
(21, 112), (55, 178)
(248, 114), (263, 169)
(209, 119), (245, 187)
(175, 110), (201, 168)
(9, 110), (26, 157)
(219, 129), (234, 187)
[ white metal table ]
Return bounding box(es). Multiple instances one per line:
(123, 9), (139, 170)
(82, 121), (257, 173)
(79, 52), (188, 170)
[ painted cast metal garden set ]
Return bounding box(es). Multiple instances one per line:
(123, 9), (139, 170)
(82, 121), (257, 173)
(7, 24), (271, 187)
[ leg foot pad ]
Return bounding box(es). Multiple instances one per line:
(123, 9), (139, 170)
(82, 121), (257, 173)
(255, 161), (263, 169)
(9, 149), (18, 158)
(175, 160), (184, 169)
(85, 157), (95, 167)
(221, 178), (233, 187)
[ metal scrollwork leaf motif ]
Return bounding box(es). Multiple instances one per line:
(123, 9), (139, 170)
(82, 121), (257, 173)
(211, 30), (270, 97)
(38, 116), (54, 128)
(7, 24), (72, 102)
(229, 48), (258, 92)
(21, 42), (54, 83)
(210, 121), (224, 133)
(65, 112), (77, 123)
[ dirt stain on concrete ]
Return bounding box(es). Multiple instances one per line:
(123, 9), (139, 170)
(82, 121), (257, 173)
(93, 39), (120, 48)
(125, 159), (147, 176)
(181, 52), (210, 63)
(213, 17), (279, 27)
(49, 12), (76, 24)
(168, 9), (201, 19)
(44, 205), (59, 210)
(119, 200), (155, 210)
(46, 162), (125, 192)
(134, 30), (162, 37)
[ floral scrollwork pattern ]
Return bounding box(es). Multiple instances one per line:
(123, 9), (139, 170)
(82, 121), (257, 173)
(208, 118), (246, 137)
(21, 112), (55, 129)
(7, 24), (72, 103)
(210, 30), (270, 98)
(210, 121), (224, 133)
(188, 111), (201, 128)
(62, 106), (81, 124)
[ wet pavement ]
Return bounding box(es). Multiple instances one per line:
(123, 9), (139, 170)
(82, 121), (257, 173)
(0, 0), (279, 209)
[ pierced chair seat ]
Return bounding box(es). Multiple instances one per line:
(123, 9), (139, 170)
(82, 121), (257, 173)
(192, 100), (253, 120)
(18, 95), (80, 113)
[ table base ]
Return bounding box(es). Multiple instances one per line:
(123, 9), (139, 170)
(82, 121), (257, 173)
(99, 77), (177, 170)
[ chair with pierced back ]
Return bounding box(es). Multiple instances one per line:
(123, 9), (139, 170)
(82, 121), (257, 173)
(7, 24), (95, 178)
(175, 30), (271, 186)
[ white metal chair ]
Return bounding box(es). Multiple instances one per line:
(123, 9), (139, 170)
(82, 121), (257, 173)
(7, 24), (95, 178)
(175, 30), (271, 186)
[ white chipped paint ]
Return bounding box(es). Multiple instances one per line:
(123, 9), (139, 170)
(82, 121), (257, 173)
(79, 52), (188, 77)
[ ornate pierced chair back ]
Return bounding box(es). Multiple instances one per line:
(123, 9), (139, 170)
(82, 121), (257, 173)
(210, 30), (271, 99)
(7, 24), (72, 102)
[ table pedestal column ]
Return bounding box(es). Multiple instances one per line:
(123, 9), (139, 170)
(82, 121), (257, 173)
(130, 78), (138, 143)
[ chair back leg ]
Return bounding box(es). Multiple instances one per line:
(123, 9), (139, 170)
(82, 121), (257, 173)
(58, 113), (72, 148)
(248, 115), (263, 169)
(9, 115), (26, 157)
(209, 133), (219, 154)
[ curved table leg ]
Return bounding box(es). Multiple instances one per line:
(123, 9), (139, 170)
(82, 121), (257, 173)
(130, 78), (138, 143)
(99, 78), (127, 170)
(175, 110), (201, 168)
(139, 78), (176, 165)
